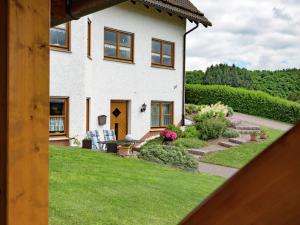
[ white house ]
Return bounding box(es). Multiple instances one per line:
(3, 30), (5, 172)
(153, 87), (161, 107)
(49, 0), (211, 145)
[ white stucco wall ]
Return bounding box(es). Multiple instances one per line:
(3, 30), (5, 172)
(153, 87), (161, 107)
(50, 1), (186, 142)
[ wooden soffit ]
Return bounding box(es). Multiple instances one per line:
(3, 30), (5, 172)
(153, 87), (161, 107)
(51, 0), (128, 27)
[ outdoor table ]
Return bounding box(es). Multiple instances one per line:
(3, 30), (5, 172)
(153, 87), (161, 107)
(98, 139), (141, 153)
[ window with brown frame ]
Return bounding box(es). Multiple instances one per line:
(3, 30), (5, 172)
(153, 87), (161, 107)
(151, 102), (173, 128)
(49, 98), (69, 136)
(104, 27), (134, 62)
(86, 98), (90, 132)
(50, 22), (70, 50)
(151, 39), (174, 68)
(87, 19), (92, 58)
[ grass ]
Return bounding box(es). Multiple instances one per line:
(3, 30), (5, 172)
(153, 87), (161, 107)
(50, 145), (224, 225)
(200, 127), (284, 168)
(173, 138), (206, 149)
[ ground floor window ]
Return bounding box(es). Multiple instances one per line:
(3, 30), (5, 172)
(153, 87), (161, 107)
(49, 98), (68, 136)
(151, 101), (173, 128)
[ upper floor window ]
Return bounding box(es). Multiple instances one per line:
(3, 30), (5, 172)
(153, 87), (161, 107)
(104, 27), (134, 63)
(50, 23), (70, 50)
(87, 19), (92, 58)
(151, 39), (174, 68)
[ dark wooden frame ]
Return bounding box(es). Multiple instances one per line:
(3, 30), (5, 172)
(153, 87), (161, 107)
(50, 22), (71, 51)
(151, 38), (175, 69)
(86, 97), (90, 132)
(104, 27), (134, 63)
(49, 97), (69, 137)
(87, 18), (92, 58)
(151, 101), (174, 128)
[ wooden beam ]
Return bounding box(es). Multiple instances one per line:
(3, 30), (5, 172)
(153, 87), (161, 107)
(180, 123), (300, 225)
(51, 0), (128, 26)
(0, 0), (49, 224)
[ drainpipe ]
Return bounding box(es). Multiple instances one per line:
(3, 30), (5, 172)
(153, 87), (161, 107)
(182, 22), (199, 126)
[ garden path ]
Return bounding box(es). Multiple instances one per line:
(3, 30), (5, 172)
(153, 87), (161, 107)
(233, 112), (293, 132)
(198, 162), (238, 178)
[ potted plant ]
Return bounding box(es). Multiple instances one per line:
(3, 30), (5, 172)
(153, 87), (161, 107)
(250, 131), (259, 141)
(117, 142), (133, 156)
(160, 129), (177, 145)
(82, 134), (92, 149)
(259, 129), (268, 139)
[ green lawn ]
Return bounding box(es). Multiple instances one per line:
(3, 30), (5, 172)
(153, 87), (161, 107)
(50, 146), (224, 225)
(200, 127), (284, 168)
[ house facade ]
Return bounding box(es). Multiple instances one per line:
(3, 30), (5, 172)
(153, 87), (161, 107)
(49, 0), (211, 145)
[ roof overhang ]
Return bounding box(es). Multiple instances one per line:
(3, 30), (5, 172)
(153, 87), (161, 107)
(51, 0), (128, 27)
(134, 0), (212, 27)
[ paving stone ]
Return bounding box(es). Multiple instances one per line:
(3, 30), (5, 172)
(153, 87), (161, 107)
(219, 141), (240, 148)
(229, 138), (248, 145)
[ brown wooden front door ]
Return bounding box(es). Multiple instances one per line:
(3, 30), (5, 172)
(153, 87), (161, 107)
(110, 101), (128, 140)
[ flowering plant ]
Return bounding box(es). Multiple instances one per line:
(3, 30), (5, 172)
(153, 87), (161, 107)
(160, 129), (177, 144)
(194, 102), (229, 122)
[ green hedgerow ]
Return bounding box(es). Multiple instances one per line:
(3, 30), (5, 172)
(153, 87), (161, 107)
(186, 84), (300, 124)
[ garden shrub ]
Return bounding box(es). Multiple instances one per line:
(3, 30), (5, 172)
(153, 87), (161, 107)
(172, 138), (206, 149)
(186, 84), (300, 124)
(185, 104), (203, 115)
(183, 126), (199, 138)
(166, 124), (184, 138)
(196, 117), (228, 140)
(227, 107), (234, 117)
(139, 144), (198, 171)
(222, 128), (240, 138)
(194, 102), (228, 123)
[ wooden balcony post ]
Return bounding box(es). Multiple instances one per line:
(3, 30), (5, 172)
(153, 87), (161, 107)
(0, 0), (49, 224)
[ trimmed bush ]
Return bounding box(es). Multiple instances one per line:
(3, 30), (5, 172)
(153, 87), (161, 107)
(196, 117), (228, 140)
(222, 128), (240, 138)
(183, 126), (199, 138)
(186, 84), (300, 124)
(139, 144), (198, 171)
(173, 138), (206, 149)
(166, 124), (184, 138)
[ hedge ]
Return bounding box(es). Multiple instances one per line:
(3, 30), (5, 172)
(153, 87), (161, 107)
(186, 84), (300, 124)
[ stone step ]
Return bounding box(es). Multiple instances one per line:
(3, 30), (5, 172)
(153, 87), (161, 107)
(229, 138), (248, 145)
(234, 125), (260, 130)
(188, 149), (206, 156)
(238, 130), (260, 134)
(219, 141), (240, 148)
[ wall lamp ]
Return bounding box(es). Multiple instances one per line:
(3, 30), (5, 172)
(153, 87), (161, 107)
(141, 103), (147, 112)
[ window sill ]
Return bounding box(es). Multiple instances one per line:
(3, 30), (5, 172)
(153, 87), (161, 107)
(104, 57), (135, 64)
(49, 136), (70, 141)
(50, 47), (72, 53)
(150, 128), (166, 132)
(151, 64), (175, 70)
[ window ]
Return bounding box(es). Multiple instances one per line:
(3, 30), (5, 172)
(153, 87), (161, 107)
(87, 19), (92, 58)
(151, 39), (174, 68)
(86, 98), (90, 132)
(50, 22), (70, 50)
(49, 98), (68, 136)
(104, 27), (134, 62)
(151, 102), (173, 128)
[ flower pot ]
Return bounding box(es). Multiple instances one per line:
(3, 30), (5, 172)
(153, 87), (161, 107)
(250, 135), (257, 142)
(117, 146), (131, 156)
(82, 139), (92, 149)
(260, 134), (267, 139)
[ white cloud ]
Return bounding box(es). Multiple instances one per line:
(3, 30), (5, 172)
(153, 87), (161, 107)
(187, 0), (300, 71)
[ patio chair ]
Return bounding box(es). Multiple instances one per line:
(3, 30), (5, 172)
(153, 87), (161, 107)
(88, 130), (103, 150)
(103, 129), (117, 153)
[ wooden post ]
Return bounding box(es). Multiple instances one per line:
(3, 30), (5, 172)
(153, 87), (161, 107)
(0, 0), (49, 224)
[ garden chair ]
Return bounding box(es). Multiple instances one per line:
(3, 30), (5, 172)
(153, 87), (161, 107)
(103, 129), (118, 153)
(88, 130), (103, 150)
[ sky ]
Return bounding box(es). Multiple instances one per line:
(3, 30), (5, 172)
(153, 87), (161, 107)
(186, 0), (300, 71)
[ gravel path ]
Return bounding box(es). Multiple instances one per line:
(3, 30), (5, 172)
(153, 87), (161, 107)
(198, 162), (238, 178)
(233, 112), (293, 132)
